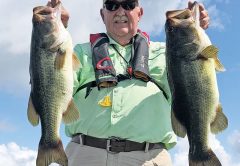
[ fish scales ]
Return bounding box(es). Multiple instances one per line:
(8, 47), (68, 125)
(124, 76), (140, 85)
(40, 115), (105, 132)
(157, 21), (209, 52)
(28, 3), (80, 166)
(165, 2), (227, 166)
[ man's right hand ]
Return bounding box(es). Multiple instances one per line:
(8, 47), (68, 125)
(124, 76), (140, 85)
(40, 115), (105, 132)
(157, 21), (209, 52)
(46, 0), (69, 28)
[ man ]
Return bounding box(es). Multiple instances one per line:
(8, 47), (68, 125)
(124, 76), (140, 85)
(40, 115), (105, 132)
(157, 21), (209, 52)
(45, 0), (210, 165)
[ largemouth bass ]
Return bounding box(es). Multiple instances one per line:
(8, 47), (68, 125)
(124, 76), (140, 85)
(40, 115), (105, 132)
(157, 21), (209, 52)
(165, 2), (228, 166)
(27, 3), (80, 166)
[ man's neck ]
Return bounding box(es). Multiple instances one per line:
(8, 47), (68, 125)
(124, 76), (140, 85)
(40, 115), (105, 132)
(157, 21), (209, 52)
(107, 33), (133, 46)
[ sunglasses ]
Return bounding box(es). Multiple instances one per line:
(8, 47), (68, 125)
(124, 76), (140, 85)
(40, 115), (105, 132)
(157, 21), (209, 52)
(104, 1), (138, 11)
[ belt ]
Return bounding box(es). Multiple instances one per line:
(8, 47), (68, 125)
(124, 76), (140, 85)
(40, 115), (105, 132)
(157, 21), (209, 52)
(71, 134), (165, 153)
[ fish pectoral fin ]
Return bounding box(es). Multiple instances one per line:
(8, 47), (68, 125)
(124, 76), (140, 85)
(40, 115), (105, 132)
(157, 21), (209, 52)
(55, 50), (66, 70)
(62, 98), (80, 124)
(27, 96), (39, 126)
(200, 45), (218, 59)
(72, 52), (81, 71)
(214, 58), (226, 72)
(200, 45), (226, 72)
(210, 103), (228, 134)
(171, 111), (187, 138)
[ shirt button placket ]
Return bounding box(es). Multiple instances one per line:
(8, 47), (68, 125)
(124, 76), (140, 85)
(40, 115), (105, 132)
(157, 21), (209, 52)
(119, 48), (124, 65)
(111, 87), (121, 124)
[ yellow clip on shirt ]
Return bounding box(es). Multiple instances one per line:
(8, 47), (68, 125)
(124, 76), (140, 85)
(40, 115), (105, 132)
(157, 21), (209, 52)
(99, 96), (112, 107)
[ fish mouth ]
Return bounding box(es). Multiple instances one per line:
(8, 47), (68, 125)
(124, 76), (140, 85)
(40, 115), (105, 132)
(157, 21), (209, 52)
(166, 9), (192, 20)
(166, 9), (193, 27)
(32, 6), (52, 22)
(32, 3), (61, 22)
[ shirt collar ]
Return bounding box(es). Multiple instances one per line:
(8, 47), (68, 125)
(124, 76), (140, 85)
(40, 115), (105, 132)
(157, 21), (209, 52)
(106, 33), (132, 49)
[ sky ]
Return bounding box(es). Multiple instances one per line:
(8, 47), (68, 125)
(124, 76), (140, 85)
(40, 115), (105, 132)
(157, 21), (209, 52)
(0, 0), (239, 165)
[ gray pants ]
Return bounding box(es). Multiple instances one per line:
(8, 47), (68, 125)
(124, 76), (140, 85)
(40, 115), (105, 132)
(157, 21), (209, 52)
(65, 141), (172, 166)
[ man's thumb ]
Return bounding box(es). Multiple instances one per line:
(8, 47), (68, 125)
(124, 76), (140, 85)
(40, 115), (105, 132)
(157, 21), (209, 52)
(51, 0), (60, 7)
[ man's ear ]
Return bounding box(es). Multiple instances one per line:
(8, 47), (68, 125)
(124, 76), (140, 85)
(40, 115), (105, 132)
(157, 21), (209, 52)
(100, 9), (105, 22)
(138, 7), (143, 21)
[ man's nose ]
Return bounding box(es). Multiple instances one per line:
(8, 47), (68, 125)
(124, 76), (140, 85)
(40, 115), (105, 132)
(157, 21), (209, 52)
(116, 5), (126, 15)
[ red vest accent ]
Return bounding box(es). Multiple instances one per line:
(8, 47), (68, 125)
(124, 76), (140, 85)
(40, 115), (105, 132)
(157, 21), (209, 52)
(90, 33), (103, 46)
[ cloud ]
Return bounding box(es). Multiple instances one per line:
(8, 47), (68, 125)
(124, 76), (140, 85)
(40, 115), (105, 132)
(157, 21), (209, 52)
(0, 120), (16, 132)
(228, 130), (240, 153)
(0, 142), (36, 166)
(227, 63), (240, 72)
(199, 0), (230, 30)
(0, 51), (30, 96)
(0, 0), (226, 95)
(213, 0), (230, 3)
(139, 0), (186, 36)
(207, 5), (225, 30)
(1, 132), (240, 166)
(172, 134), (240, 166)
(0, 142), (61, 166)
(0, 1), (36, 95)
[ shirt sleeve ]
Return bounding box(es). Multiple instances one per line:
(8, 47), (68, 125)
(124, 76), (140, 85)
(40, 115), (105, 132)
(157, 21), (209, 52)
(148, 42), (172, 104)
(72, 42), (95, 94)
(72, 44), (83, 94)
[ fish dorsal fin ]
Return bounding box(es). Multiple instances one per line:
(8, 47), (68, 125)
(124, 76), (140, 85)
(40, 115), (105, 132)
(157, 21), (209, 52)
(210, 103), (228, 134)
(27, 96), (39, 126)
(62, 98), (80, 124)
(200, 45), (226, 71)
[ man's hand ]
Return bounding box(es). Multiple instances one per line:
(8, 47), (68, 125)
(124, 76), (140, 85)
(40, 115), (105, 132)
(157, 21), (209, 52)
(188, 1), (210, 29)
(46, 0), (69, 28)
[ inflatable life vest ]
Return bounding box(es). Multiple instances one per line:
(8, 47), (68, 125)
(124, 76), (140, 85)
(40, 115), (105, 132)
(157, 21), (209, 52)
(74, 31), (168, 100)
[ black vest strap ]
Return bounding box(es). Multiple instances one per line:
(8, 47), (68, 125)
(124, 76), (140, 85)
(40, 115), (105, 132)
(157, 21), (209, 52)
(73, 32), (169, 100)
(74, 75), (168, 100)
(73, 74), (131, 98)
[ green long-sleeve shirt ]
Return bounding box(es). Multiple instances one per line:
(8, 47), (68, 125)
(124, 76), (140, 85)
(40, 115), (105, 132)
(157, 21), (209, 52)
(65, 36), (177, 149)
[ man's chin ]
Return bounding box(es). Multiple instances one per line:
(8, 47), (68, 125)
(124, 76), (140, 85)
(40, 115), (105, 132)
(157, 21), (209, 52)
(114, 29), (129, 36)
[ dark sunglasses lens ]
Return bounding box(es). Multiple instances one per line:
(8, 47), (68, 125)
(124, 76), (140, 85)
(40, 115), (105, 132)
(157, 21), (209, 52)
(105, 1), (137, 11)
(105, 3), (120, 11)
(122, 2), (136, 10)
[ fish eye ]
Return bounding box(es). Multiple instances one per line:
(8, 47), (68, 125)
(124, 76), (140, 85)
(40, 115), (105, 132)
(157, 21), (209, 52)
(168, 26), (174, 32)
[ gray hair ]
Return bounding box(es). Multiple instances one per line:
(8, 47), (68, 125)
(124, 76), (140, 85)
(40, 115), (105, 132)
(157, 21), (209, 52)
(103, 0), (140, 4)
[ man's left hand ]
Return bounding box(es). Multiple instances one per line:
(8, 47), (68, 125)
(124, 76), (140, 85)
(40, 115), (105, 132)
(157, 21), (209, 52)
(188, 1), (210, 29)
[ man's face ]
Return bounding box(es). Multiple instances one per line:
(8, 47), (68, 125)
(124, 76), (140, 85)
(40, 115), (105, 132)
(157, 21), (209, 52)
(101, 0), (143, 43)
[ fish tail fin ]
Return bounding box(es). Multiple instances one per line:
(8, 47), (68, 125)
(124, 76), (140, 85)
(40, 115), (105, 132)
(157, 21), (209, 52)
(36, 139), (68, 166)
(189, 149), (222, 166)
